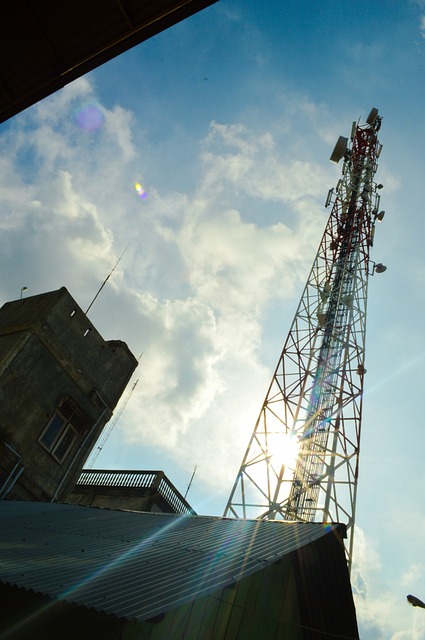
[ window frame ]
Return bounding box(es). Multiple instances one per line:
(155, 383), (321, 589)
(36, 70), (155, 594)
(38, 400), (85, 464)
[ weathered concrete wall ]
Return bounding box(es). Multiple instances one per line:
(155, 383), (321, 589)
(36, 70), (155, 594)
(66, 469), (196, 515)
(67, 485), (174, 513)
(0, 287), (138, 502)
(67, 489), (161, 512)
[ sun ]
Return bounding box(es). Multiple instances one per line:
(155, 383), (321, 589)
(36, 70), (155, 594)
(266, 431), (300, 475)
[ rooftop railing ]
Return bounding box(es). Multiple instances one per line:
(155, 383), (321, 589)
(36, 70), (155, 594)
(76, 469), (195, 515)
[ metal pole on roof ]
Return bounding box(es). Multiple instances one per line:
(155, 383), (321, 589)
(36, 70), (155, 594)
(85, 244), (129, 315)
(184, 466), (197, 499)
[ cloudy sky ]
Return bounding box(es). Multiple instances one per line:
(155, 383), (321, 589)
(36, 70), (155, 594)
(2, 0), (425, 637)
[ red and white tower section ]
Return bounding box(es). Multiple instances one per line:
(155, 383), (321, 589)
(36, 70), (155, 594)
(224, 108), (386, 570)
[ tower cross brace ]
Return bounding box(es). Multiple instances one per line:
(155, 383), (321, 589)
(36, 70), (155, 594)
(224, 108), (385, 571)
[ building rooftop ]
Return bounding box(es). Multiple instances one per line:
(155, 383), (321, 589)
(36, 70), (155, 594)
(0, 500), (352, 626)
(70, 468), (196, 514)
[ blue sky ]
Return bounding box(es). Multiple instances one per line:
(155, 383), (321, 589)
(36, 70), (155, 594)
(1, 0), (425, 637)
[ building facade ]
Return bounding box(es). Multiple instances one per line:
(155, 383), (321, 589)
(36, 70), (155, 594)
(0, 287), (137, 502)
(68, 469), (196, 514)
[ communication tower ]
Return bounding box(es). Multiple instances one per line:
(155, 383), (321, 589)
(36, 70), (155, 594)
(224, 108), (386, 570)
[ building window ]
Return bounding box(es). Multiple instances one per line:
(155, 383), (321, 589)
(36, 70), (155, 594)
(39, 400), (85, 463)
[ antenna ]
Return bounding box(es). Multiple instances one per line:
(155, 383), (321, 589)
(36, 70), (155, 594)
(85, 244), (129, 315)
(224, 108), (386, 572)
(86, 378), (139, 468)
(184, 465), (197, 499)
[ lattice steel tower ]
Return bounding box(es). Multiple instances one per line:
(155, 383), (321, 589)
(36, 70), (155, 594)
(224, 108), (386, 570)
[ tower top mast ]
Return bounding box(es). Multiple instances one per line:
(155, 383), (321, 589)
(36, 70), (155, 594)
(224, 108), (386, 571)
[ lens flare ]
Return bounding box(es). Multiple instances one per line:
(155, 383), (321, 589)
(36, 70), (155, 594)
(135, 182), (147, 199)
(74, 103), (104, 131)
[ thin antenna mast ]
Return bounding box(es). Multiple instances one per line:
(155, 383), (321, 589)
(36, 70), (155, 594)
(87, 378), (139, 468)
(85, 244), (129, 315)
(184, 465), (197, 499)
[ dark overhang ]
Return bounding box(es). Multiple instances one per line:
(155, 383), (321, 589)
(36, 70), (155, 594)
(0, 0), (219, 125)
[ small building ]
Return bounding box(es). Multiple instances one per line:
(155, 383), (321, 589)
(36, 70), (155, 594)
(0, 287), (137, 503)
(0, 500), (359, 640)
(68, 468), (196, 514)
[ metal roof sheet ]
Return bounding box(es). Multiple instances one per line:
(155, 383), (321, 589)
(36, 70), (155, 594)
(0, 501), (340, 622)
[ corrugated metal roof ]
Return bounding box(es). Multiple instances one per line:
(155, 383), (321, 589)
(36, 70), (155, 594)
(0, 501), (340, 622)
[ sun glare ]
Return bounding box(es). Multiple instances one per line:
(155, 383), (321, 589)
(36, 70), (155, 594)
(266, 431), (300, 475)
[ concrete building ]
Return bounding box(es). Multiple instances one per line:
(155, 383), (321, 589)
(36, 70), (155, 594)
(68, 468), (196, 514)
(0, 500), (359, 640)
(0, 287), (137, 503)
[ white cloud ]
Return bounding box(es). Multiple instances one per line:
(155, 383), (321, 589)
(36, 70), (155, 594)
(178, 207), (298, 312)
(103, 105), (136, 161)
(200, 120), (330, 205)
(127, 293), (224, 441)
(401, 564), (424, 589)
(420, 15), (425, 38)
(351, 526), (425, 640)
(0, 78), (338, 501)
